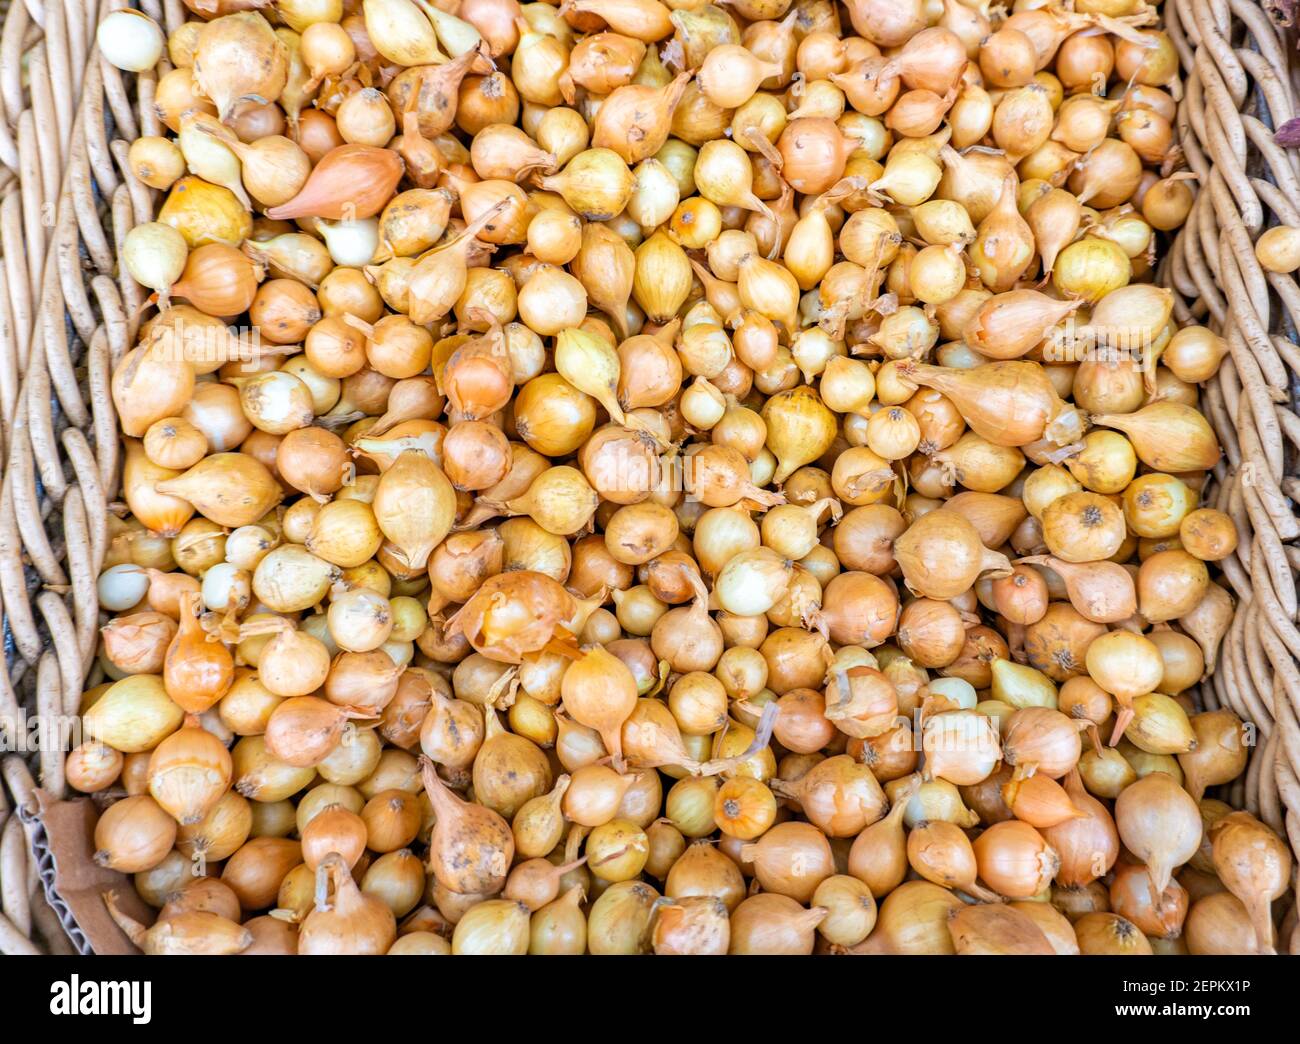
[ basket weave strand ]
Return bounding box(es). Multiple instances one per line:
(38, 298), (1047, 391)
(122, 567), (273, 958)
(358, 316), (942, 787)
(1164, 0), (1300, 886)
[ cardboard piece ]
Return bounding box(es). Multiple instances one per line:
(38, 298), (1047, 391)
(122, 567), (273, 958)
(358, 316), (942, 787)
(30, 791), (151, 955)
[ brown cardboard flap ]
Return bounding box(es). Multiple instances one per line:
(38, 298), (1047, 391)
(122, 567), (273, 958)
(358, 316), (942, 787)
(32, 791), (152, 955)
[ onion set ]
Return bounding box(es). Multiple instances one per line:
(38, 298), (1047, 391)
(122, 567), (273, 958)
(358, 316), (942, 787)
(83, 0), (1272, 960)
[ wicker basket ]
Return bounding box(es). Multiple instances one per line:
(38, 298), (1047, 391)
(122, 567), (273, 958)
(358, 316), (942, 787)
(1, 0), (1298, 954)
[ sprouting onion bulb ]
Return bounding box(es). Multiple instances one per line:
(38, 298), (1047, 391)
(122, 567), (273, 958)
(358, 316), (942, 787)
(88, 0), (1258, 960)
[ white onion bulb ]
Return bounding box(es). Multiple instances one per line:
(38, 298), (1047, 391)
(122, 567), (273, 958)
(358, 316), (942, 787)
(97, 10), (165, 73)
(202, 562), (251, 613)
(317, 219), (380, 267)
(122, 222), (188, 297)
(97, 564), (149, 612)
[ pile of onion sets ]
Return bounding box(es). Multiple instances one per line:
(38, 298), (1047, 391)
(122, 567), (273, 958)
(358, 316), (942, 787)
(83, 0), (1293, 955)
